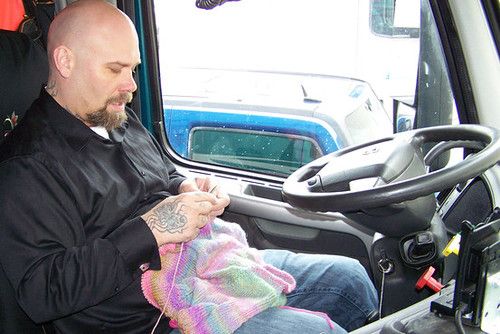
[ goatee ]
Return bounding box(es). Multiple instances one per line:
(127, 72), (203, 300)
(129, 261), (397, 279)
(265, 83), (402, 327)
(87, 92), (132, 131)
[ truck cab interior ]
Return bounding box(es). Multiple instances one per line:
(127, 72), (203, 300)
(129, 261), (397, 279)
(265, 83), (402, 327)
(1, 0), (499, 333)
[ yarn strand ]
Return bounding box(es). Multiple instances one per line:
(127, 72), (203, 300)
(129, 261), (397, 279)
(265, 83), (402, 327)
(150, 242), (184, 334)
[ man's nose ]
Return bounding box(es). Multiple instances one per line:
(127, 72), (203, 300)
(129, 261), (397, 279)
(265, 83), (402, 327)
(121, 70), (137, 93)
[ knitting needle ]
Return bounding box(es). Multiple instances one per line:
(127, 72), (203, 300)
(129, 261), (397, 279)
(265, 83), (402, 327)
(208, 184), (218, 194)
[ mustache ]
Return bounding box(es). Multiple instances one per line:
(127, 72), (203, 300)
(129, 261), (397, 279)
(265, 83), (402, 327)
(107, 92), (133, 105)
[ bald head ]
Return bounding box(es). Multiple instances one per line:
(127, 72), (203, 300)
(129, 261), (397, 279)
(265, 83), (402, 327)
(47, 0), (136, 67)
(45, 0), (140, 130)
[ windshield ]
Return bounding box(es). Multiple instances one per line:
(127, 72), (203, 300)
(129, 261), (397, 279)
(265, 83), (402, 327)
(153, 0), (458, 178)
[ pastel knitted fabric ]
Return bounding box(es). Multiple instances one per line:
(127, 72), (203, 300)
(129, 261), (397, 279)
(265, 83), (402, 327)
(141, 219), (296, 334)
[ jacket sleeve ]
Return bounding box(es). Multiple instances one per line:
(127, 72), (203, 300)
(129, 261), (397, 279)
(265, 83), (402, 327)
(0, 157), (159, 323)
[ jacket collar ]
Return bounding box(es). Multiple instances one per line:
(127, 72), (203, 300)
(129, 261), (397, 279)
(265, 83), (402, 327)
(37, 89), (129, 150)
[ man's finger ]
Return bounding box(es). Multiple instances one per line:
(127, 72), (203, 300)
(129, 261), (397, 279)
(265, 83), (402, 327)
(197, 200), (216, 214)
(185, 191), (218, 204)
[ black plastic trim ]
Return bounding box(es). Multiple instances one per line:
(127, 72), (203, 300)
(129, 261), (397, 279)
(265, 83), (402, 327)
(429, 0), (479, 125)
(138, 1), (163, 135)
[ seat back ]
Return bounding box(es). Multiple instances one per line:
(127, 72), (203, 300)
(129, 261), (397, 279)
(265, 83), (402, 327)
(0, 29), (49, 140)
(0, 29), (52, 333)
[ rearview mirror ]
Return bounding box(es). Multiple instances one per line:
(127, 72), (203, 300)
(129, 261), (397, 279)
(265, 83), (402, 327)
(392, 97), (416, 133)
(370, 0), (420, 38)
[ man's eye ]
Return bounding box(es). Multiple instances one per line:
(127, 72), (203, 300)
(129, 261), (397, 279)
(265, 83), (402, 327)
(109, 67), (121, 74)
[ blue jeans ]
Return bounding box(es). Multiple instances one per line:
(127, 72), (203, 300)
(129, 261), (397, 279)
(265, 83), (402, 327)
(171, 249), (378, 334)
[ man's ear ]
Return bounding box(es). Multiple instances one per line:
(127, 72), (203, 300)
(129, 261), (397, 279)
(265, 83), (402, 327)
(52, 46), (73, 78)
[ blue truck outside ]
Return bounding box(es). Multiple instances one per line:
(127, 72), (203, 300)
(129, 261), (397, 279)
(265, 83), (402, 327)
(162, 69), (393, 176)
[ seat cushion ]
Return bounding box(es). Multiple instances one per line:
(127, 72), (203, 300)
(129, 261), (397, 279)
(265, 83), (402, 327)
(0, 0), (25, 31)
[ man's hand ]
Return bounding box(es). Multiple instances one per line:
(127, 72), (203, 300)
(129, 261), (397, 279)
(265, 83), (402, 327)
(178, 177), (230, 218)
(141, 192), (218, 246)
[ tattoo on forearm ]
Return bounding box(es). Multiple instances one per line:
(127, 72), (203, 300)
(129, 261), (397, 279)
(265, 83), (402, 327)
(145, 199), (188, 234)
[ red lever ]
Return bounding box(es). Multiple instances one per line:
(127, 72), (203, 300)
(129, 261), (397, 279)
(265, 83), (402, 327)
(415, 266), (443, 292)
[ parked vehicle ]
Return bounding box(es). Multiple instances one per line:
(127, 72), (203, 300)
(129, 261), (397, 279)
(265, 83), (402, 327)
(163, 68), (392, 176)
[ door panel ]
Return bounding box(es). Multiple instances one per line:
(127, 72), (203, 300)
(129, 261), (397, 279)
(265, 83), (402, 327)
(182, 168), (376, 277)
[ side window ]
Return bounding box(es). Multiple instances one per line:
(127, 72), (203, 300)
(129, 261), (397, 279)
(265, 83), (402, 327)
(189, 128), (323, 177)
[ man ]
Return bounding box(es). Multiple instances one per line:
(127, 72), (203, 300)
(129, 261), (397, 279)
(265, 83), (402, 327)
(0, 1), (378, 333)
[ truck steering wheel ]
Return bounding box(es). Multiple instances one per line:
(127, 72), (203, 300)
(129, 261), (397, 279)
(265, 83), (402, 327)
(283, 125), (500, 214)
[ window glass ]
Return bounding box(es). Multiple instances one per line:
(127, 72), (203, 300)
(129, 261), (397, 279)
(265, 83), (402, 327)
(153, 0), (460, 177)
(190, 128), (322, 176)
